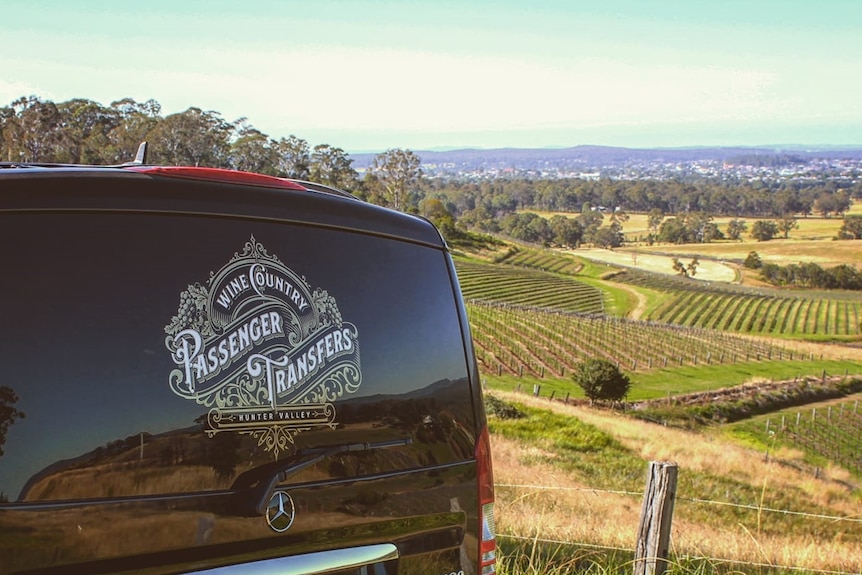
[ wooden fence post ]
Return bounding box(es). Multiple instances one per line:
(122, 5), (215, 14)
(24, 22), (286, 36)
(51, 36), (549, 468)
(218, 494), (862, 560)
(634, 461), (678, 575)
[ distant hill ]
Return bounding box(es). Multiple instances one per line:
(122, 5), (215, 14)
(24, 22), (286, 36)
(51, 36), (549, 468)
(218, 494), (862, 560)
(350, 145), (862, 172)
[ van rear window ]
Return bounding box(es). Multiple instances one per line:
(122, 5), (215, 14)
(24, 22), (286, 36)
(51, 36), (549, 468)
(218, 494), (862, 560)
(0, 211), (476, 502)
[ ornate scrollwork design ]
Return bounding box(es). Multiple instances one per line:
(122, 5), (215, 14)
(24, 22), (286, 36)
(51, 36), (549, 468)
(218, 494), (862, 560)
(249, 425), (303, 458)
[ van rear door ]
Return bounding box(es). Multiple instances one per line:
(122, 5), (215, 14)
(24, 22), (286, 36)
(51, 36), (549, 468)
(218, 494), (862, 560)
(0, 171), (491, 574)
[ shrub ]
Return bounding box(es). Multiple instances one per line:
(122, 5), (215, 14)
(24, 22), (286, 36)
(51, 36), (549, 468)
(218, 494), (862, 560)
(572, 359), (632, 403)
(743, 251), (762, 269)
(485, 395), (526, 419)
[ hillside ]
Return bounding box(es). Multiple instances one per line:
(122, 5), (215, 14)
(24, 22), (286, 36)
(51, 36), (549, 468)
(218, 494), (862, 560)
(457, 231), (862, 572)
(489, 389), (862, 573)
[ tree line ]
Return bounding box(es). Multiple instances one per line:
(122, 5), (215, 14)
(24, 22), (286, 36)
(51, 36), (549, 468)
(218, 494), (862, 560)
(4, 95), (860, 249)
(0, 96), (424, 213)
(743, 250), (862, 290)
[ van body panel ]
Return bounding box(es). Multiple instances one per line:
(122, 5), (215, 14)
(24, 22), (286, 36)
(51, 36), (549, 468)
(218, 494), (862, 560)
(0, 170), (489, 574)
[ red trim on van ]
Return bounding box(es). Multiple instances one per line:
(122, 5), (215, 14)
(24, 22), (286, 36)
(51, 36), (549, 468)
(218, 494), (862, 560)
(127, 166), (308, 190)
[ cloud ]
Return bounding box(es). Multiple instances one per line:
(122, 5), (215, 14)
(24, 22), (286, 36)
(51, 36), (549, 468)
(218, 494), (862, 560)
(143, 45), (785, 138)
(0, 80), (53, 105)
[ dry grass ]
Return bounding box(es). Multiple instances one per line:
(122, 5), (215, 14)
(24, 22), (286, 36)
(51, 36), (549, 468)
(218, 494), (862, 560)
(574, 248), (738, 282)
(535, 209), (862, 270)
(531, 211), (847, 242)
(633, 238), (862, 268)
(490, 391), (862, 573)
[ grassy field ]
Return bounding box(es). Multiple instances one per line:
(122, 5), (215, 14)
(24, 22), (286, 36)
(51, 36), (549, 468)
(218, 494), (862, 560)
(619, 212), (846, 242)
(452, 225), (862, 573)
(528, 209), (852, 242)
(529, 208), (862, 268)
(488, 391), (862, 574)
(632, 238), (862, 268)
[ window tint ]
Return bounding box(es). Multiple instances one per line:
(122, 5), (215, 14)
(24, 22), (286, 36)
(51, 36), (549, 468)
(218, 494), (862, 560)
(0, 211), (474, 501)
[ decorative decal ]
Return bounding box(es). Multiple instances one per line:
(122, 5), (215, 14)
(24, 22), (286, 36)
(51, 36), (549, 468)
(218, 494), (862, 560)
(165, 236), (361, 457)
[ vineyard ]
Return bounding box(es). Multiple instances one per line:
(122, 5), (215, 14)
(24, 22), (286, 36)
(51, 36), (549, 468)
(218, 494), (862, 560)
(455, 259), (605, 313)
(455, 253), (841, 380)
(612, 269), (862, 338)
(466, 301), (795, 378)
(773, 398), (862, 475)
(492, 245), (586, 275)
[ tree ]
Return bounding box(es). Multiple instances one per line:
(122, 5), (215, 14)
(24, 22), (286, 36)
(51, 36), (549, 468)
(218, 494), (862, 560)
(0, 386), (25, 458)
(230, 122), (276, 174)
(149, 107), (232, 167)
(105, 97), (161, 163)
(310, 144), (358, 191)
(743, 251), (762, 269)
(686, 212), (717, 243)
(658, 217), (690, 244)
(726, 219), (748, 241)
(776, 214), (798, 239)
(419, 197), (458, 239)
(572, 358), (632, 403)
(1, 96), (65, 162)
(369, 148), (423, 211)
(55, 98), (121, 164)
(813, 192), (837, 217)
(672, 257), (688, 277)
(838, 215), (862, 239)
(499, 212), (553, 244)
(647, 208), (665, 235)
(686, 256), (700, 277)
(750, 220), (779, 241)
(813, 191), (851, 218)
(273, 135), (310, 179)
(593, 223), (624, 249)
(576, 210), (603, 244)
(548, 215), (583, 247)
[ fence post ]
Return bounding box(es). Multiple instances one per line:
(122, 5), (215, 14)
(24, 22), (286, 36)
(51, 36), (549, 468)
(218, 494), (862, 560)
(634, 461), (678, 575)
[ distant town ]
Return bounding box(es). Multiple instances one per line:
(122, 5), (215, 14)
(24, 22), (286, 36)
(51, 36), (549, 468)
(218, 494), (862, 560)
(352, 145), (862, 184)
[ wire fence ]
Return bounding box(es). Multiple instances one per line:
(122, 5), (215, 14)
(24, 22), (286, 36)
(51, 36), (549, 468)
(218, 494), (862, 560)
(497, 533), (862, 575)
(495, 482), (862, 575)
(497, 483), (862, 525)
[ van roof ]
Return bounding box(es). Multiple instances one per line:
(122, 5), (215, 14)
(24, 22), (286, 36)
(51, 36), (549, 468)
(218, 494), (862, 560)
(0, 165), (446, 248)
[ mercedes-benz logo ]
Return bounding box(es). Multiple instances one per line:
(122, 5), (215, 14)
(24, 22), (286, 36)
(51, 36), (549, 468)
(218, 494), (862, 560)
(266, 490), (296, 533)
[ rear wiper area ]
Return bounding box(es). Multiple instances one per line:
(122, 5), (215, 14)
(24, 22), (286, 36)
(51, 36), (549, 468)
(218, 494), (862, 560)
(230, 438), (413, 516)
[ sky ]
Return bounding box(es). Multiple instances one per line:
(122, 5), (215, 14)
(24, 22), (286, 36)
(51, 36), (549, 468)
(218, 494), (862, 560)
(2, 0), (862, 152)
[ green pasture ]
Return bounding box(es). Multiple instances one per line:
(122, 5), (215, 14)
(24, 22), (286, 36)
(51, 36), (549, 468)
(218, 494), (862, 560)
(481, 359), (861, 402)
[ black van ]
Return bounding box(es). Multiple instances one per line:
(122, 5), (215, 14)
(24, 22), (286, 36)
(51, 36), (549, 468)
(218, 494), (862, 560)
(0, 157), (496, 574)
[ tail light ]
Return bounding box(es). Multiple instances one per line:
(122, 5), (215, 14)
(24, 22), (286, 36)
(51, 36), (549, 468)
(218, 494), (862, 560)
(476, 425), (496, 574)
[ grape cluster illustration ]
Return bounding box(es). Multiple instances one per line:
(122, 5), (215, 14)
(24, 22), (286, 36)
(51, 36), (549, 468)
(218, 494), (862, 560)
(165, 283), (213, 337)
(313, 288), (342, 327)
